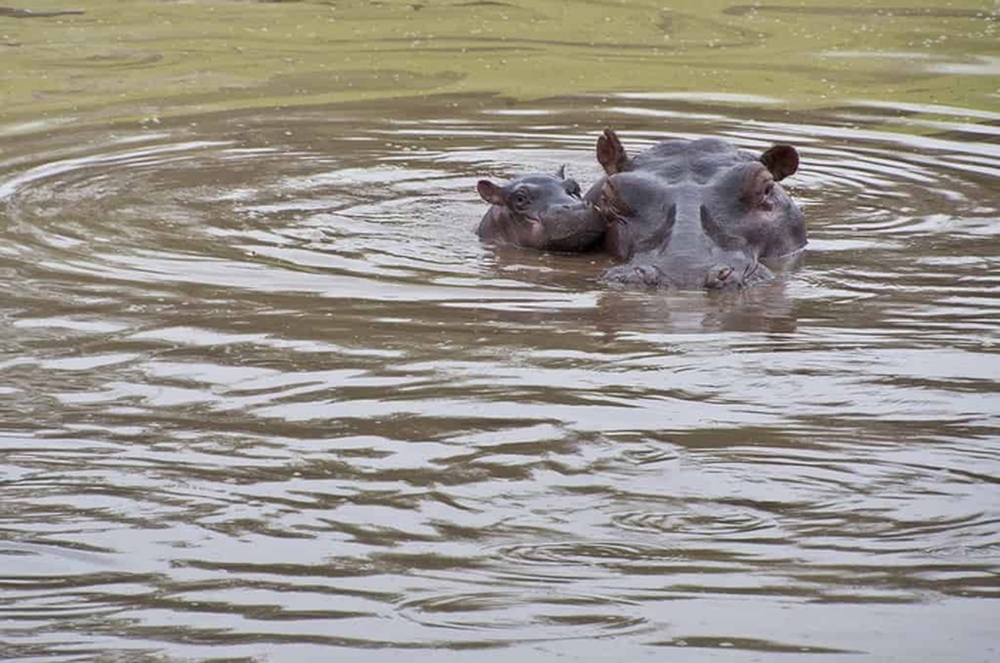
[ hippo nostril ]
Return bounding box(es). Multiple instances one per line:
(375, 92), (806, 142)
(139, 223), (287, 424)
(705, 264), (740, 290)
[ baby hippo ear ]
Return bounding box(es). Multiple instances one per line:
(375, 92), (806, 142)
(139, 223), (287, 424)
(760, 145), (799, 181)
(477, 180), (505, 205)
(555, 164), (566, 180)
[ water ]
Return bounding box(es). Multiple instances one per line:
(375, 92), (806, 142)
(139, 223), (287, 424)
(2, 2), (999, 662)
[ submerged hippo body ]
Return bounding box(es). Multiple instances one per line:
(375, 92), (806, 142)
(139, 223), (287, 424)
(476, 168), (606, 252)
(589, 129), (806, 290)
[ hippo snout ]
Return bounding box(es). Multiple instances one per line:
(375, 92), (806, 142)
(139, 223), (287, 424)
(704, 264), (738, 291)
(540, 202), (607, 252)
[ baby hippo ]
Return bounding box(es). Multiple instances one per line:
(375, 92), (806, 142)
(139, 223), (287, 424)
(476, 167), (606, 253)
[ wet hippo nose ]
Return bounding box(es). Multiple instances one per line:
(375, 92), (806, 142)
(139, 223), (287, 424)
(704, 264), (738, 290)
(552, 201), (593, 215)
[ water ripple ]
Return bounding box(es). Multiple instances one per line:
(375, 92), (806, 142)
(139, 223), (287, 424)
(612, 509), (776, 538)
(396, 589), (649, 641)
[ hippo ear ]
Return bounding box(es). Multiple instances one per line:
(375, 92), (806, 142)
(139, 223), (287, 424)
(477, 180), (505, 205)
(597, 128), (628, 175)
(555, 164), (566, 180)
(760, 145), (799, 181)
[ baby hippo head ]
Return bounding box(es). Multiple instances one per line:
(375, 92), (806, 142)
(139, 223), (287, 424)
(476, 167), (606, 253)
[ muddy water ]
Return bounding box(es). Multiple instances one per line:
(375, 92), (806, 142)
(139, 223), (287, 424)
(2, 2), (1000, 662)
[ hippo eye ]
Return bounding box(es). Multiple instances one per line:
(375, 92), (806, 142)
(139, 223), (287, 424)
(564, 178), (582, 198)
(511, 190), (530, 209)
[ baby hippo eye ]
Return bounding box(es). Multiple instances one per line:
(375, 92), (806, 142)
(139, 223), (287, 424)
(512, 190), (530, 209)
(563, 178), (582, 198)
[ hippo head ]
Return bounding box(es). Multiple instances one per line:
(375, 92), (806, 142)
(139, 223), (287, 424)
(476, 168), (606, 252)
(590, 129), (806, 290)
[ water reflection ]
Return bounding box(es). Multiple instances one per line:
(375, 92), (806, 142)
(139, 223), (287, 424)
(1, 94), (998, 660)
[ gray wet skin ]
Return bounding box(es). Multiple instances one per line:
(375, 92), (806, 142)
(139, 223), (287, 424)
(589, 128), (806, 290)
(476, 167), (607, 253)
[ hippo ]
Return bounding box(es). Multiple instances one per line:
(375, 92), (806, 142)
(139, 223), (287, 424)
(476, 167), (606, 252)
(590, 129), (806, 290)
(474, 130), (806, 290)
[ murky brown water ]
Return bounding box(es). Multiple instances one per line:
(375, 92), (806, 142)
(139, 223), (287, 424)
(3, 92), (998, 662)
(2, 2), (999, 662)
